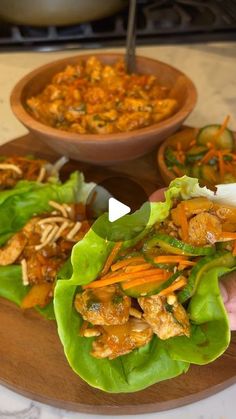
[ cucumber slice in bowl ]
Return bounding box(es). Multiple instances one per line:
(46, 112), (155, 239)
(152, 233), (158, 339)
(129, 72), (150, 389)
(197, 124), (234, 151)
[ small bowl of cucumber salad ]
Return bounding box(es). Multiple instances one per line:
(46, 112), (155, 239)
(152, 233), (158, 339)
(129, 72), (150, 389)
(157, 116), (236, 187)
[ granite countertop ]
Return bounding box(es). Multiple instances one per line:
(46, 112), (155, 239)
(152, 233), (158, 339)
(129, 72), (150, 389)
(0, 42), (236, 418)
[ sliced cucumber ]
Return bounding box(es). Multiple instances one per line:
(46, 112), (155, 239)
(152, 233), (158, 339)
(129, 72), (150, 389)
(189, 164), (202, 179)
(186, 146), (208, 163)
(197, 124), (234, 151)
(178, 251), (236, 303)
(143, 234), (216, 257)
(201, 164), (218, 184)
(164, 147), (184, 169)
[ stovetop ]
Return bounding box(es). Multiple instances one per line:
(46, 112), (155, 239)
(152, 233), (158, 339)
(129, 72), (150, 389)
(1, 0), (236, 51)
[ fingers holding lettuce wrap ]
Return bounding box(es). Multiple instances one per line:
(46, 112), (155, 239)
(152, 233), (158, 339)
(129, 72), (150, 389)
(54, 176), (236, 392)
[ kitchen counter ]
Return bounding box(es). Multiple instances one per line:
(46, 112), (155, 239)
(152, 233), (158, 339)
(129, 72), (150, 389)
(0, 43), (236, 418)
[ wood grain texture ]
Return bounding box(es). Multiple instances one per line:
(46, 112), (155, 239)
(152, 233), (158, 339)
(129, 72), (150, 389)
(0, 133), (235, 414)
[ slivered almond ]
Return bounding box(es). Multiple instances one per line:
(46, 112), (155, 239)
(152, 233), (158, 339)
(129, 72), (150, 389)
(52, 221), (70, 242)
(40, 224), (54, 243)
(0, 163), (22, 175)
(36, 166), (46, 183)
(66, 222), (82, 240)
(83, 328), (101, 337)
(48, 200), (68, 218)
(21, 259), (29, 286)
(35, 225), (59, 250)
(37, 217), (69, 225)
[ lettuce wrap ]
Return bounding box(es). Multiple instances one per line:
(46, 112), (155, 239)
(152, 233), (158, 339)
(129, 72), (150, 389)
(0, 171), (108, 319)
(54, 176), (236, 392)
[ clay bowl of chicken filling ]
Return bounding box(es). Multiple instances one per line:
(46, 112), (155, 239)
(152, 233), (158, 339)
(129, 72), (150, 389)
(10, 54), (197, 165)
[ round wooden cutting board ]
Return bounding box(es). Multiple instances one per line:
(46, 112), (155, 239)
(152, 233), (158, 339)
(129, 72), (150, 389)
(0, 133), (235, 414)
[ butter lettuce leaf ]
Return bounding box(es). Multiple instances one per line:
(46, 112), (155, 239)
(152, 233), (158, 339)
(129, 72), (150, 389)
(54, 197), (189, 393)
(0, 259), (72, 320)
(54, 176), (235, 392)
(0, 171), (82, 245)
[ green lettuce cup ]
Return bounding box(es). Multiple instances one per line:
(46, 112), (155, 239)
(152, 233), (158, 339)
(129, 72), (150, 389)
(54, 177), (236, 392)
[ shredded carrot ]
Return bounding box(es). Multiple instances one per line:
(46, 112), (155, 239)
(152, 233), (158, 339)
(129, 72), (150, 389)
(233, 241), (236, 256)
(153, 255), (189, 263)
(214, 115), (230, 140)
(125, 263), (152, 273)
(178, 203), (189, 242)
(178, 261), (196, 270)
(199, 148), (216, 164)
(224, 162), (234, 173)
(101, 242), (122, 276)
(111, 256), (145, 272)
(177, 142), (182, 152)
(218, 151), (225, 180)
(219, 231), (236, 240)
(177, 260), (196, 266)
(189, 139), (196, 147)
(157, 277), (187, 296)
(172, 165), (184, 177)
(122, 273), (170, 290)
(83, 268), (166, 289)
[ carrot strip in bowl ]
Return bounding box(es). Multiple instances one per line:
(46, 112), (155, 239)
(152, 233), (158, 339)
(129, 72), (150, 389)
(214, 115), (230, 140)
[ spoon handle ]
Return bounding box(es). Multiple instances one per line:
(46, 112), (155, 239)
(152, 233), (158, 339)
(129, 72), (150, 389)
(126, 0), (137, 74)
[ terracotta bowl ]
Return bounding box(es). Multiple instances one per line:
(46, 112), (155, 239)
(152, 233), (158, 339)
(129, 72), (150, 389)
(157, 126), (198, 185)
(11, 53), (197, 165)
(157, 126), (236, 185)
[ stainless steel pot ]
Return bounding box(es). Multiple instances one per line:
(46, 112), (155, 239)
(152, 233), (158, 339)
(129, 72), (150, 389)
(0, 0), (127, 26)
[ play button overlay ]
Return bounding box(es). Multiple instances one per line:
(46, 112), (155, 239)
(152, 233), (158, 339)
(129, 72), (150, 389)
(85, 175), (151, 242)
(108, 198), (131, 222)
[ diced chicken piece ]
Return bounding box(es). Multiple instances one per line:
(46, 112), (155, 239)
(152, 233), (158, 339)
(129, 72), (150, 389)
(121, 98), (152, 112)
(91, 318), (153, 359)
(0, 232), (27, 266)
(74, 285), (131, 326)
(152, 99), (178, 122)
(52, 64), (83, 84)
(148, 85), (169, 99)
(84, 115), (115, 134)
(188, 212), (222, 246)
(83, 87), (107, 105)
(102, 65), (116, 79)
(70, 123), (87, 134)
(116, 112), (151, 132)
(138, 293), (190, 340)
(85, 56), (102, 79)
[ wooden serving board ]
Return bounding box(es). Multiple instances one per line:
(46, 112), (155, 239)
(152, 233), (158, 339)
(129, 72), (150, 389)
(0, 133), (235, 415)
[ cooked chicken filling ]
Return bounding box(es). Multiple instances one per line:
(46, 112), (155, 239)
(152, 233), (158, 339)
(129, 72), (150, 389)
(0, 203), (90, 285)
(91, 318), (153, 360)
(188, 213), (222, 246)
(138, 294), (190, 340)
(0, 156), (48, 189)
(75, 285), (131, 325)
